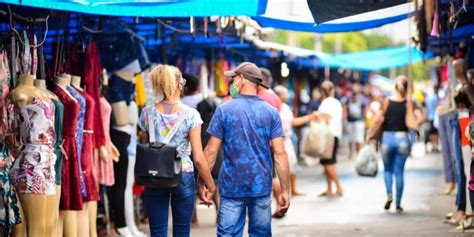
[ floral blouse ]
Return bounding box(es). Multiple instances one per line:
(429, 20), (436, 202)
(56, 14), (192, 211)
(139, 104), (203, 173)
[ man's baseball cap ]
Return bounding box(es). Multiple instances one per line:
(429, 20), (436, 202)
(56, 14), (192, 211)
(224, 62), (269, 89)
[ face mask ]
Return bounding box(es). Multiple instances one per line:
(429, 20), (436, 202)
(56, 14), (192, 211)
(230, 78), (241, 98)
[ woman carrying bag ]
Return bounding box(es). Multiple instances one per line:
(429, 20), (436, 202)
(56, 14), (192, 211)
(314, 81), (344, 197)
(367, 75), (424, 212)
(138, 65), (215, 237)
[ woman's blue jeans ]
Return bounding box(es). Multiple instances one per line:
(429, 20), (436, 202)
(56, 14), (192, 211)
(381, 131), (412, 206)
(450, 114), (466, 212)
(144, 172), (196, 237)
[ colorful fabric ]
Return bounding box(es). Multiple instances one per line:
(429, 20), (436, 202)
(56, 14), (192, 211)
(207, 95), (284, 198)
(94, 97), (115, 186)
(135, 73), (147, 107)
(75, 87), (100, 202)
(52, 99), (64, 185)
(53, 86), (83, 210)
(138, 104), (202, 173)
(66, 86), (87, 197)
(83, 41), (106, 148)
(8, 98), (56, 195)
(0, 151), (22, 228)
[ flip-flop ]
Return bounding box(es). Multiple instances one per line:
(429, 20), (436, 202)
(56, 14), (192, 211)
(318, 192), (334, 197)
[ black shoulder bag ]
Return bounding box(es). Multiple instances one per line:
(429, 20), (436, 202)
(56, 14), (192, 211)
(135, 107), (186, 188)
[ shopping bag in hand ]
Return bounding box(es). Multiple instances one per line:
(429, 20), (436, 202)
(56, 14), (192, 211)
(355, 144), (379, 177)
(303, 121), (334, 160)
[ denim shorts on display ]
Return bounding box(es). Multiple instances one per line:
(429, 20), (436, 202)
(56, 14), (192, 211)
(95, 32), (149, 72)
(108, 74), (136, 105)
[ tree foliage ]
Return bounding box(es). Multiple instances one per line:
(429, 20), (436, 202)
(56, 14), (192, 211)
(269, 30), (432, 81)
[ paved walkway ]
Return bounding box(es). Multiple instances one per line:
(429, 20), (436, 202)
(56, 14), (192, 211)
(187, 143), (474, 237)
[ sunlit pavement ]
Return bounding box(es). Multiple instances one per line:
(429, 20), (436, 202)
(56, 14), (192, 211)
(140, 143), (473, 236)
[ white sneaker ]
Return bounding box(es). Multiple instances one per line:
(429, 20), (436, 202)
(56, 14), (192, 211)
(116, 227), (134, 237)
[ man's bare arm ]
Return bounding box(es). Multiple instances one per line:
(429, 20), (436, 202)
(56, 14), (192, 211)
(203, 136), (222, 170)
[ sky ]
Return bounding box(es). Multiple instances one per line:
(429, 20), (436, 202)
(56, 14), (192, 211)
(263, 0), (414, 44)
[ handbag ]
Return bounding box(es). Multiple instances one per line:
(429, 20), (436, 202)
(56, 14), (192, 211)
(367, 99), (390, 144)
(303, 121), (334, 160)
(135, 107), (187, 188)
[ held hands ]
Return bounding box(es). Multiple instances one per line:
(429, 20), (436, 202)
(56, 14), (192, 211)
(198, 179), (216, 206)
(309, 111), (319, 122)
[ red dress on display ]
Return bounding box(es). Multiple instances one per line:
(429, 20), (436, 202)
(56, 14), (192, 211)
(84, 42), (106, 148)
(53, 86), (83, 210)
(74, 86), (100, 202)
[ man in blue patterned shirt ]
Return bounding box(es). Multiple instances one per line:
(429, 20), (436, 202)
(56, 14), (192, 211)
(202, 62), (290, 237)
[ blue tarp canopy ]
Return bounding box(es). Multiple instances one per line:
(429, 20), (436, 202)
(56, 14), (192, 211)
(297, 46), (433, 71)
(259, 2), (413, 33)
(2, 0), (268, 17)
(256, 13), (410, 33)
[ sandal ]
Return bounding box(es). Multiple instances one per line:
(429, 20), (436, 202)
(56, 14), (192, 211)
(318, 192), (334, 197)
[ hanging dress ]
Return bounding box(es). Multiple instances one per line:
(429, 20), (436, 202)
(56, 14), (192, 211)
(94, 97), (115, 186)
(53, 86), (83, 210)
(52, 99), (64, 185)
(66, 86), (87, 198)
(0, 84), (21, 231)
(73, 87), (100, 202)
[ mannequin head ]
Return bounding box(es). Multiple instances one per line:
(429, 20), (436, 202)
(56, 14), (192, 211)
(274, 85), (289, 103)
(394, 75), (408, 98)
(149, 65), (185, 100)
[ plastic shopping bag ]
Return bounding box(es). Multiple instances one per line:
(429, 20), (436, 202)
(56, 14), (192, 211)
(303, 121), (334, 159)
(355, 144), (379, 177)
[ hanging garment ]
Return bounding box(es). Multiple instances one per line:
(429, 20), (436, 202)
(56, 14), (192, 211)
(0, 151), (22, 230)
(52, 99), (64, 185)
(0, 85), (9, 144)
(53, 86), (83, 210)
(134, 74), (146, 107)
(74, 87), (100, 202)
(20, 32), (31, 75)
(67, 86), (87, 198)
(8, 98), (56, 195)
(83, 42), (106, 149)
(94, 97), (115, 186)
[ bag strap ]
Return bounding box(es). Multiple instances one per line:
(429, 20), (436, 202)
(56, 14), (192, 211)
(148, 106), (157, 143)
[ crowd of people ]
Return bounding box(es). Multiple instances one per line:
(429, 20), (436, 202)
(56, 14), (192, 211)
(136, 57), (474, 236)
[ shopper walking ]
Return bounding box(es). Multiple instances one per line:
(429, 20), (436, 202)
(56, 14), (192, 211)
(345, 83), (367, 158)
(274, 85), (316, 196)
(315, 81), (344, 197)
(368, 76), (424, 212)
(138, 65), (215, 237)
(203, 62), (290, 237)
